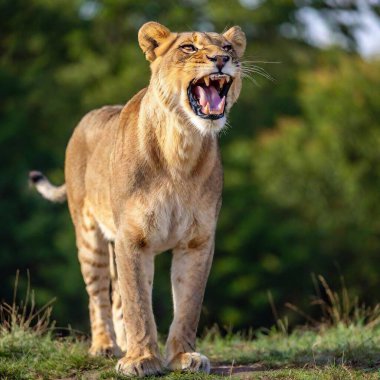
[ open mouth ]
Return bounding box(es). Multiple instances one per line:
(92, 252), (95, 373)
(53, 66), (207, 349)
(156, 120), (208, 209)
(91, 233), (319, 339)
(188, 74), (233, 120)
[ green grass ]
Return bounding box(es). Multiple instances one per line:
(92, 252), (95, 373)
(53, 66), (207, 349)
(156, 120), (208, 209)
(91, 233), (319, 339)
(1, 323), (379, 379)
(1, 274), (379, 379)
(0, 328), (110, 379)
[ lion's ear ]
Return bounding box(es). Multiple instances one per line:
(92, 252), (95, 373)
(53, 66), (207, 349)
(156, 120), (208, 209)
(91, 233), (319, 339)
(138, 22), (171, 62)
(223, 26), (246, 58)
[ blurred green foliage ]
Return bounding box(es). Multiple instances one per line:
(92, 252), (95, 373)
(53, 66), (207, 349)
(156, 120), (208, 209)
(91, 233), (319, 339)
(1, 0), (379, 333)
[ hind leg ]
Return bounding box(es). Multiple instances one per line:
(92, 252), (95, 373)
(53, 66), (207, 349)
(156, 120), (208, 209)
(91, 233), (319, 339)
(76, 206), (120, 357)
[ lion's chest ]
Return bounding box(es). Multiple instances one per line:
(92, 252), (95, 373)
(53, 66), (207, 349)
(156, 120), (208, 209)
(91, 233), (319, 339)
(146, 188), (195, 252)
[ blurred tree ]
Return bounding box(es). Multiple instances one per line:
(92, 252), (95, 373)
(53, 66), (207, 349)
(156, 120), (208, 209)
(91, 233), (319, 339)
(253, 54), (380, 307)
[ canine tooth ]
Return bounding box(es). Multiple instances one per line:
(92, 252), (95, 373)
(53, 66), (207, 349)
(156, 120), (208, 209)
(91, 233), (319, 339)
(219, 77), (225, 88)
(204, 102), (210, 114)
(204, 76), (210, 87)
(218, 97), (226, 113)
(226, 76), (230, 83)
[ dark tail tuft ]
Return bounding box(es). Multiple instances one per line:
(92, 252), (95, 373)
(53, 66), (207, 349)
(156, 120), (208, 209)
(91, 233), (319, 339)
(29, 170), (67, 203)
(29, 170), (45, 184)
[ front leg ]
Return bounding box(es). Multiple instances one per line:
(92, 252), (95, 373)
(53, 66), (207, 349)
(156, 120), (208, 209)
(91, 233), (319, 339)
(114, 229), (163, 377)
(165, 236), (215, 374)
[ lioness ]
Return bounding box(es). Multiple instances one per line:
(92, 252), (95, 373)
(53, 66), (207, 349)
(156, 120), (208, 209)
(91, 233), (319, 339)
(30, 22), (246, 377)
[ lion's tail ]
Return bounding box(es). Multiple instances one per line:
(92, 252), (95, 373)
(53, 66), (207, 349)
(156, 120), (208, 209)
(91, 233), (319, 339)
(29, 170), (67, 203)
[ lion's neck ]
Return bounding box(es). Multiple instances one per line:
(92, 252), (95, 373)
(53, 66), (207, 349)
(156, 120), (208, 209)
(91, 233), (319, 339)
(139, 89), (217, 175)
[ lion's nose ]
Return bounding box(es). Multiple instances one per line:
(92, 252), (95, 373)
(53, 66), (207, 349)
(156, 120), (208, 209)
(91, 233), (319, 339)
(207, 55), (230, 72)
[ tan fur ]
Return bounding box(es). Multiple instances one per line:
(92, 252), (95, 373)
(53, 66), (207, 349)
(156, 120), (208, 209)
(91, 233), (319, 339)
(31, 22), (246, 377)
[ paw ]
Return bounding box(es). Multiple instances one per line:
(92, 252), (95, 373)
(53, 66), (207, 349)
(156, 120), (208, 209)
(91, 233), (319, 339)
(89, 343), (122, 358)
(116, 355), (164, 377)
(166, 352), (210, 374)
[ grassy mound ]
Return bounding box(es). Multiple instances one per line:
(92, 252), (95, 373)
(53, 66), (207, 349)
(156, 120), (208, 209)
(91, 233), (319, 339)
(1, 274), (379, 379)
(1, 323), (379, 379)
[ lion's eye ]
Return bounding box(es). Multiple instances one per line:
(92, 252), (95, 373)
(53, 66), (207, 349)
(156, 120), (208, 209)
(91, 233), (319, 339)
(223, 44), (233, 52)
(180, 44), (197, 53)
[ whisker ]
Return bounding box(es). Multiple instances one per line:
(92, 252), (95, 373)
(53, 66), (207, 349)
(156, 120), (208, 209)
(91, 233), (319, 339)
(242, 68), (275, 79)
(241, 73), (260, 87)
(241, 65), (276, 82)
(242, 63), (273, 72)
(240, 60), (281, 64)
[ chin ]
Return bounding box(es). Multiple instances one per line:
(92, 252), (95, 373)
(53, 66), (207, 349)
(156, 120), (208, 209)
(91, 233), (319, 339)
(187, 113), (227, 135)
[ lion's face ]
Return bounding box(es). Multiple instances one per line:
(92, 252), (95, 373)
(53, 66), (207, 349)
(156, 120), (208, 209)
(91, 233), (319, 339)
(138, 22), (246, 134)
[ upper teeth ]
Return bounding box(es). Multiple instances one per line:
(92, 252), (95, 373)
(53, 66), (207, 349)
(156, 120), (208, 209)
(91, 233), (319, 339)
(201, 74), (230, 88)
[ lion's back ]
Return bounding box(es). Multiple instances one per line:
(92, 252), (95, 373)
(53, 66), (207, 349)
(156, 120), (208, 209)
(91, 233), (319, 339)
(64, 105), (123, 215)
(78, 105), (123, 147)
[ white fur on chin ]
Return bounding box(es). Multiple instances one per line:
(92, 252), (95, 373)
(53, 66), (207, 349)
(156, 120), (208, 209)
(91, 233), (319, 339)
(188, 113), (226, 136)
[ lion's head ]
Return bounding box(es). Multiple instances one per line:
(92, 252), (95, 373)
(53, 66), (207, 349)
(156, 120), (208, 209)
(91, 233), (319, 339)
(138, 22), (246, 134)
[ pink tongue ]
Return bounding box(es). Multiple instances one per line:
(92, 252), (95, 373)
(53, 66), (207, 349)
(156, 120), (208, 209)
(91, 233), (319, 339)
(194, 85), (224, 114)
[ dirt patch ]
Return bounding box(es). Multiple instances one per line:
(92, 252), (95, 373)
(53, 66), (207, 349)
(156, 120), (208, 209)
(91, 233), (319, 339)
(211, 362), (266, 377)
